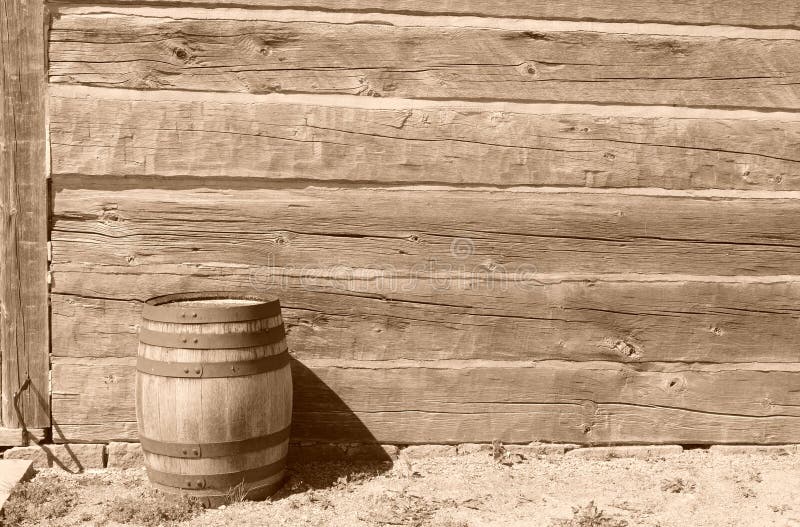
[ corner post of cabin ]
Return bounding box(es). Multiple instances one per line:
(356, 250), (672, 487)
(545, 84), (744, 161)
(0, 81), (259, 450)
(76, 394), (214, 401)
(0, 0), (50, 441)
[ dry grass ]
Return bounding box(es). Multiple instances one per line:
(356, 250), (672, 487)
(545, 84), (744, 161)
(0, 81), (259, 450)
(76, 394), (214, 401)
(5, 450), (800, 526)
(104, 489), (203, 526)
(1, 475), (78, 527)
(357, 489), (438, 526)
(224, 481), (249, 505)
(1, 470), (202, 527)
(550, 501), (629, 527)
(660, 477), (696, 494)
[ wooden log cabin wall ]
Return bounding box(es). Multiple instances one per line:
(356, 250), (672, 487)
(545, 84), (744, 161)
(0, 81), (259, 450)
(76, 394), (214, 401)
(45, 1), (800, 445)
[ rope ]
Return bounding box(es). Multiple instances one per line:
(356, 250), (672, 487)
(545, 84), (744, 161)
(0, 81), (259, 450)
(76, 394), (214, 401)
(13, 375), (31, 445)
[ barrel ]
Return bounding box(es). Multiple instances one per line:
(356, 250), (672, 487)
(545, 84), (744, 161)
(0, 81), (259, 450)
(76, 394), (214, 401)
(136, 292), (292, 506)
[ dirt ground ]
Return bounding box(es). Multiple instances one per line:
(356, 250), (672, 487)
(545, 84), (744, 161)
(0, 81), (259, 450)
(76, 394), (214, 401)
(4, 448), (800, 527)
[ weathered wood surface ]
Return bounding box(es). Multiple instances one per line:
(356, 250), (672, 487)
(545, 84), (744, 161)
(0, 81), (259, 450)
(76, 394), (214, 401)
(51, 274), (800, 363)
(49, 12), (800, 109)
(44, 3), (800, 448)
(52, 357), (800, 444)
(55, 408), (800, 445)
(52, 187), (800, 276)
(0, 0), (50, 428)
(50, 88), (800, 190)
(0, 427), (47, 447)
(49, 263), (800, 443)
(138, 303), (290, 502)
(52, 423), (139, 444)
(49, 1), (800, 29)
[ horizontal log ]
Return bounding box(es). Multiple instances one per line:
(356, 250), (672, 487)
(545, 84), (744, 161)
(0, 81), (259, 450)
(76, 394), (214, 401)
(51, 357), (800, 444)
(53, 410), (800, 445)
(291, 407), (800, 445)
(52, 187), (800, 276)
(52, 423), (139, 444)
(49, 88), (800, 190)
(50, 270), (800, 363)
(49, 2), (800, 28)
(0, 428), (47, 447)
(49, 11), (800, 109)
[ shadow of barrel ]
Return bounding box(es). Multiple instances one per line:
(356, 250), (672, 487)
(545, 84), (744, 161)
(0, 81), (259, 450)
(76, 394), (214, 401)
(282, 358), (393, 493)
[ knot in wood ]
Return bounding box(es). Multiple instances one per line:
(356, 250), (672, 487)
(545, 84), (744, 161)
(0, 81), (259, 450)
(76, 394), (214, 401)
(522, 31), (552, 41)
(517, 62), (539, 76)
(666, 377), (686, 392)
(172, 47), (191, 62)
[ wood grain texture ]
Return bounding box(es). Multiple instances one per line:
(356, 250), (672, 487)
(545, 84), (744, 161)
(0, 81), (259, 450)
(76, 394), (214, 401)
(49, 263), (800, 443)
(137, 306), (290, 501)
(49, 90), (800, 190)
(48, 1), (800, 29)
(44, 4), (800, 446)
(54, 408), (800, 445)
(0, 0), (50, 428)
(51, 357), (800, 444)
(53, 423), (139, 444)
(0, 427), (47, 447)
(49, 12), (800, 109)
(50, 269), (800, 364)
(52, 187), (800, 276)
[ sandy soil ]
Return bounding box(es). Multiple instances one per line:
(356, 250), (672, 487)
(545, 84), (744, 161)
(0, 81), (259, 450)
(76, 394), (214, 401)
(4, 448), (800, 527)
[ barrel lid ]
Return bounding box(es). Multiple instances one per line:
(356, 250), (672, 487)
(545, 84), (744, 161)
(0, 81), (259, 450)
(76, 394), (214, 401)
(142, 291), (281, 323)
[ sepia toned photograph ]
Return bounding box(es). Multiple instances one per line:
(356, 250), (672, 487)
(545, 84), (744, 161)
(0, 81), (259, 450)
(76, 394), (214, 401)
(1, 1), (799, 525)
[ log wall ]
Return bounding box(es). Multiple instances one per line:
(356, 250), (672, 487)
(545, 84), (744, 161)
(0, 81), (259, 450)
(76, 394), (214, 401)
(47, 3), (800, 444)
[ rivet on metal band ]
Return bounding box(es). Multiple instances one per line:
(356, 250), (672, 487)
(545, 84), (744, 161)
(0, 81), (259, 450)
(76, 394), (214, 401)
(138, 324), (285, 350)
(140, 426), (291, 459)
(146, 458), (286, 490)
(136, 350), (290, 378)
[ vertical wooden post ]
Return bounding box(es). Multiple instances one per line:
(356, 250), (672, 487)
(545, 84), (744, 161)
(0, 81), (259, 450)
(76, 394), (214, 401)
(0, 0), (50, 431)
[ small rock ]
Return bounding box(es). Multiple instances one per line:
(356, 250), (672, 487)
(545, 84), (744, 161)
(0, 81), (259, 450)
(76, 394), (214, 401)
(400, 445), (457, 459)
(457, 443), (492, 455)
(107, 442), (144, 470)
(3, 445), (52, 469)
(506, 443), (577, 456)
(709, 445), (799, 456)
(566, 445), (683, 460)
(535, 442), (581, 454)
(500, 452), (526, 466)
(4, 443), (106, 472)
(49, 444), (106, 472)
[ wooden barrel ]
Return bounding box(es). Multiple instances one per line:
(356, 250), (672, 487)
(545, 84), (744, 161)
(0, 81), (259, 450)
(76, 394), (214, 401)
(136, 292), (292, 506)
